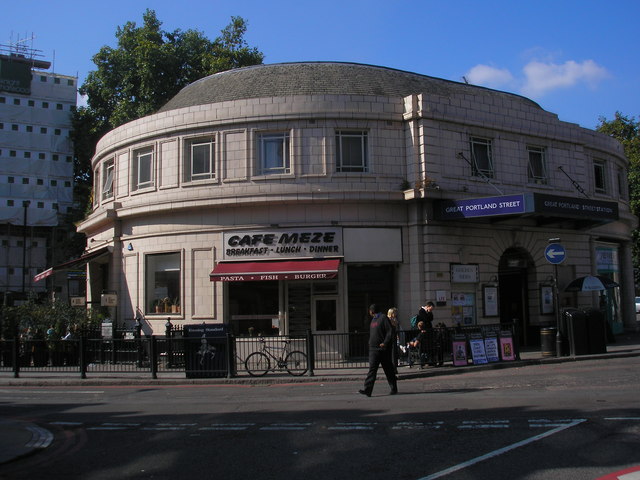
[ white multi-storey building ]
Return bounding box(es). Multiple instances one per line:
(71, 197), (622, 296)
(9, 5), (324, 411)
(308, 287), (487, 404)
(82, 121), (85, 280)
(0, 47), (77, 299)
(40, 62), (637, 344)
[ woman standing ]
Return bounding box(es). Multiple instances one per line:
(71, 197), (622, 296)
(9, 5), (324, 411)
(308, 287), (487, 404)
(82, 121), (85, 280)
(387, 307), (399, 372)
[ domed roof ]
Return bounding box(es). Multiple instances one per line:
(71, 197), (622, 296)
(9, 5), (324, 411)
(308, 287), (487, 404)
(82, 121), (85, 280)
(158, 62), (541, 112)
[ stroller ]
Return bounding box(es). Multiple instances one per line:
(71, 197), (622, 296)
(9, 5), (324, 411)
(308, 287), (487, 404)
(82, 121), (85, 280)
(400, 329), (430, 368)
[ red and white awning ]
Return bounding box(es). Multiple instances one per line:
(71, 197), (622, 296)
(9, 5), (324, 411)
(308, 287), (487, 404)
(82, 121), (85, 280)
(210, 259), (340, 282)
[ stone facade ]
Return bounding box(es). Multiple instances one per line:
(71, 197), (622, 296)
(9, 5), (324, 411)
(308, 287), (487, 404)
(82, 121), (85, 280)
(75, 63), (636, 340)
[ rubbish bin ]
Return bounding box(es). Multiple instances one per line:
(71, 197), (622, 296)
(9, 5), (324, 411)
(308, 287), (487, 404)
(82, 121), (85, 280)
(583, 308), (607, 354)
(564, 309), (589, 356)
(540, 327), (557, 357)
(184, 324), (230, 378)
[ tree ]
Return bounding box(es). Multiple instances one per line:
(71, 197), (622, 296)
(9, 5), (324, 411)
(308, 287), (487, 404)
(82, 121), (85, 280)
(597, 112), (640, 285)
(69, 9), (264, 217)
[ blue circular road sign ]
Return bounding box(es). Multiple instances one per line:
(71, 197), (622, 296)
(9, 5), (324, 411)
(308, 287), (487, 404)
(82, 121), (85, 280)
(545, 243), (566, 264)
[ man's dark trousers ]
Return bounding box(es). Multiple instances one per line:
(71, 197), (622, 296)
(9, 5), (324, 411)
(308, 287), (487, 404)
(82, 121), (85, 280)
(363, 347), (397, 394)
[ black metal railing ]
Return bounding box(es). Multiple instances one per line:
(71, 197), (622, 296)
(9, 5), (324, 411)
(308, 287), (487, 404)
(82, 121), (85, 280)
(0, 323), (517, 379)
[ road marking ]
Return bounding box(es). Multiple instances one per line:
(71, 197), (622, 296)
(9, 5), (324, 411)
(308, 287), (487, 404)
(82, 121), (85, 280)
(102, 422), (142, 427)
(200, 423), (255, 431)
(458, 420), (509, 429)
(529, 418), (586, 428)
(0, 390), (104, 394)
(594, 465), (640, 479)
(87, 426), (129, 431)
(156, 423), (197, 427)
(260, 423), (312, 431)
(141, 426), (187, 431)
(328, 422), (377, 431)
(417, 419), (586, 480)
(25, 425), (53, 449)
(392, 421), (443, 430)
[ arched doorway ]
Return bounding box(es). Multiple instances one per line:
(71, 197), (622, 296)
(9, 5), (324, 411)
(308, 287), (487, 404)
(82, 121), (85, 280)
(498, 247), (536, 346)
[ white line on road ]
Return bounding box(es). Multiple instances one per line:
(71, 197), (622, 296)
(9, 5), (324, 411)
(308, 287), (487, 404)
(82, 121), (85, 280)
(458, 420), (510, 429)
(201, 423), (256, 431)
(328, 422), (377, 431)
(529, 418), (587, 428)
(25, 425), (53, 448)
(417, 419), (587, 480)
(392, 422), (443, 430)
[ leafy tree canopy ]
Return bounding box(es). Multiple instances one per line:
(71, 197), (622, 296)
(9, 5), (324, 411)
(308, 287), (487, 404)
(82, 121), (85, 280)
(79, 9), (263, 131)
(70, 9), (264, 215)
(596, 112), (640, 283)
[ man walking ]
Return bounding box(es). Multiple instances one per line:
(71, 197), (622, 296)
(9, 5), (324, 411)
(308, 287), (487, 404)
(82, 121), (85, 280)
(359, 304), (398, 397)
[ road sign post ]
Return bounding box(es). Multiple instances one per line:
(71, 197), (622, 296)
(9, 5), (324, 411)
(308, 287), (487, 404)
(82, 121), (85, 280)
(545, 241), (566, 357)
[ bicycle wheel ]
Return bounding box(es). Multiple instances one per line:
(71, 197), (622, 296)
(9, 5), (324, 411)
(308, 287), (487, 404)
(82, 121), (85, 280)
(245, 352), (270, 376)
(285, 350), (308, 376)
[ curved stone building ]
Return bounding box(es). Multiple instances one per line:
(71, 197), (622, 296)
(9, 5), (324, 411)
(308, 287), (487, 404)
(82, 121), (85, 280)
(60, 62), (636, 342)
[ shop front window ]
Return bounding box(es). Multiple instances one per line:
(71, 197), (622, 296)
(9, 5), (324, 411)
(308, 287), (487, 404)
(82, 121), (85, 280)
(146, 252), (181, 314)
(229, 281), (280, 336)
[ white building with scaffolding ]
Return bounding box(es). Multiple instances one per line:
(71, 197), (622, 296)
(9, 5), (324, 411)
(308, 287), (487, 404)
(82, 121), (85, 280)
(0, 39), (77, 300)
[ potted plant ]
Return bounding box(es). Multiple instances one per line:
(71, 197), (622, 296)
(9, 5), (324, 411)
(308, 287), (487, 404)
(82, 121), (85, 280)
(154, 299), (162, 313)
(163, 297), (171, 313)
(171, 298), (180, 314)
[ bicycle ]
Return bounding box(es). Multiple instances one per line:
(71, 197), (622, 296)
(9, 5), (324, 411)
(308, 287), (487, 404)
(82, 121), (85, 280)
(244, 336), (308, 376)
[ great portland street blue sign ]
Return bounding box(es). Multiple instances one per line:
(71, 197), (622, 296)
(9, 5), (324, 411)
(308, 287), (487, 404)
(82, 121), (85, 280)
(434, 193), (618, 223)
(435, 194), (527, 219)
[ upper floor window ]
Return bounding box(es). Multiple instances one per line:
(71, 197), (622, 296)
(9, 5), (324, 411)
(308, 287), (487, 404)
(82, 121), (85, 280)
(470, 137), (494, 178)
(527, 146), (547, 184)
(336, 130), (368, 173)
(258, 132), (290, 175)
(132, 147), (154, 191)
(102, 159), (115, 200)
(617, 167), (628, 200)
(593, 159), (607, 194)
(185, 137), (215, 182)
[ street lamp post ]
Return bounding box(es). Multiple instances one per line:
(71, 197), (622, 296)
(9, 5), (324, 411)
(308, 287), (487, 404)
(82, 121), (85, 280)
(21, 201), (30, 294)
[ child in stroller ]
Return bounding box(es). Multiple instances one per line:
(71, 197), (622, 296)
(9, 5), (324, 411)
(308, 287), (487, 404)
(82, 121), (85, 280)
(402, 321), (429, 368)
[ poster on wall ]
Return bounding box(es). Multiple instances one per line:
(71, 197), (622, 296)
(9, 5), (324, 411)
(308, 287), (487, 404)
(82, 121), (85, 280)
(483, 286), (499, 317)
(451, 293), (475, 326)
(540, 285), (554, 315)
(452, 335), (468, 366)
(436, 290), (448, 306)
(469, 333), (488, 365)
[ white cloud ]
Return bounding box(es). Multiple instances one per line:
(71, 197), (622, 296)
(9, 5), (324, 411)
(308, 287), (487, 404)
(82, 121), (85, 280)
(464, 59), (609, 99)
(521, 59), (609, 97)
(465, 65), (515, 89)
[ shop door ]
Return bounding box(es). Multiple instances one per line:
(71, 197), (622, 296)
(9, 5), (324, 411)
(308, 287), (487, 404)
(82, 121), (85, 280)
(499, 271), (529, 345)
(312, 296), (338, 356)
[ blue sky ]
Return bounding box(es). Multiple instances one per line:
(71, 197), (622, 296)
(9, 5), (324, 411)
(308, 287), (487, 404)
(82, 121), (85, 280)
(3, 0), (639, 129)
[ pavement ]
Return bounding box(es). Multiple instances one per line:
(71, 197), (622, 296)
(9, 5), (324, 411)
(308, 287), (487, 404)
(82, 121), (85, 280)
(1, 329), (639, 467)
